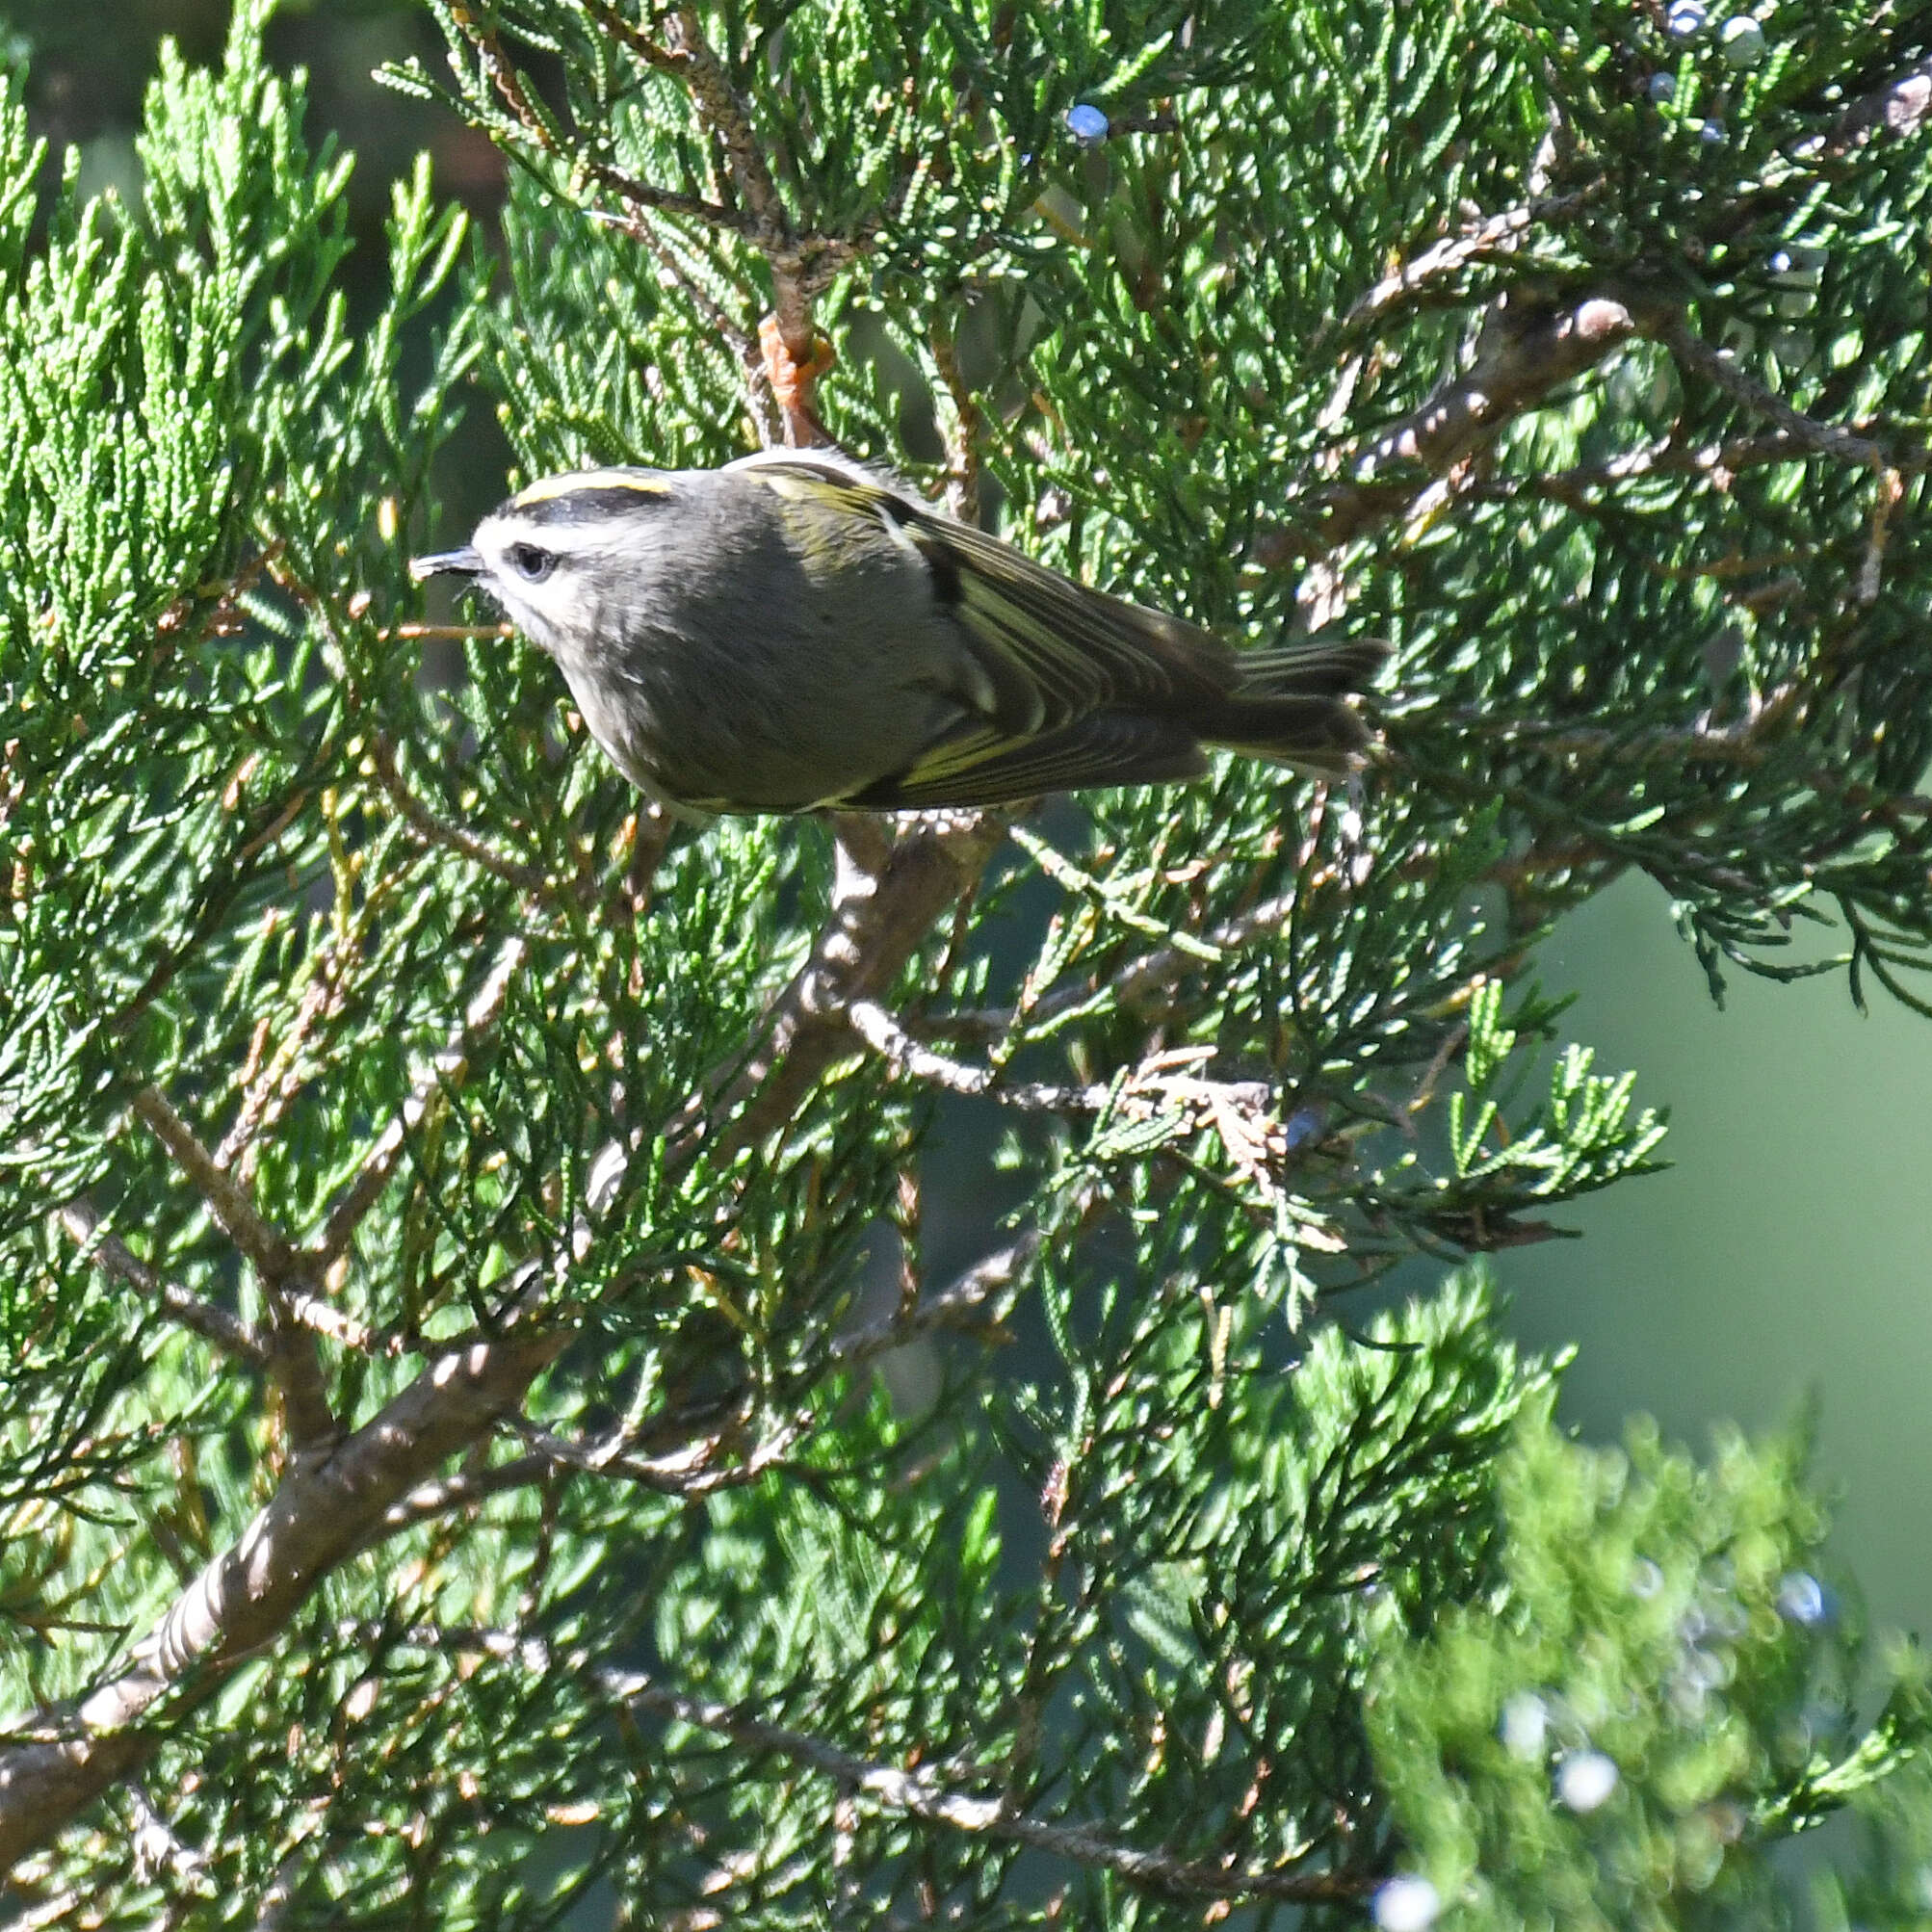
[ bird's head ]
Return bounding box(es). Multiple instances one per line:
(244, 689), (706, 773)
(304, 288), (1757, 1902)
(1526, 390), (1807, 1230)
(408, 466), (683, 662)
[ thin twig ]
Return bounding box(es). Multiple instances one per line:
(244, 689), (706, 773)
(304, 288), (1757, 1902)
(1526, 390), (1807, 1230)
(612, 1675), (1356, 1900)
(577, 0), (687, 80)
(920, 886), (1305, 1047)
(127, 1780), (212, 1895)
(1655, 320), (1917, 473)
(373, 1452), (553, 1542)
(666, 8), (788, 241)
(847, 999), (1107, 1110)
(278, 1289), (378, 1356)
(1463, 429), (1804, 499)
(1327, 186), (1603, 343)
(458, 9), (749, 232)
(583, 205), (774, 443)
(660, 7), (817, 352)
(656, 7), (858, 427)
(55, 1200), (268, 1369)
(511, 1414), (804, 1497)
(218, 959), (338, 1172)
(131, 1087), (298, 1279)
(130, 1086), (338, 1461)
(385, 622), (513, 642)
(833, 1232), (1043, 1365)
(308, 935), (530, 1267)
(1858, 467), (1905, 605)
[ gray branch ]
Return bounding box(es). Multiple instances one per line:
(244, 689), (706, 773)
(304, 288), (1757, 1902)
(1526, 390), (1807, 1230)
(1328, 186), (1604, 342)
(55, 1199), (267, 1369)
(1266, 286), (1663, 562)
(0, 1325), (567, 1870)
(131, 1085), (338, 1463)
(698, 812), (1006, 1159)
(833, 1232), (1044, 1365)
(1, 816), (1002, 1869)
(1655, 319), (1921, 473)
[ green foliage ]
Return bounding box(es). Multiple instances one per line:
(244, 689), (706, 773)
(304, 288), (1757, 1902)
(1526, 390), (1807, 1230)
(1371, 1411), (1931, 1931)
(1, 0), (1930, 1923)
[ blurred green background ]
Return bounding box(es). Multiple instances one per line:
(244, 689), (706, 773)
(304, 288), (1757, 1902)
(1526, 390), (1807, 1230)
(22, 0), (1932, 1650)
(1504, 875), (1932, 1647)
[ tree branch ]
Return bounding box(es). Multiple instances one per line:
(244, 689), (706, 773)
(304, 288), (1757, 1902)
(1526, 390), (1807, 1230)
(510, 1411), (805, 1497)
(3, 805), (1006, 1867)
(454, 8), (752, 233)
(1828, 52), (1932, 152)
(1655, 318), (1922, 473)
(1350, 292), (1649, 497)
(1264, 286), (1666, 562)
(655, 5), (862, 380)
(833, 1232), (1043, 1365)
(614, 1672), (1359, 1902)
(663, 7), (791, 252)
(699, 813), (1006, 1160)
(54, 1198), (267, 1369)
(1463, 427), (1806, 499)
(130, 1085), (338, 1461)
(846, 998), (1107, 1110)
(131, 1085), (297, 1280)
(1325, 186), (1603, 344)
(0, 1326), (567, 1870)
(373, 1451), (553, 1542)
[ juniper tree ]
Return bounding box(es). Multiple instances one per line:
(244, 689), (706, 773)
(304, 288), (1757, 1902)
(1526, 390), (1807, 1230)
(4, 0), (1932, 1923)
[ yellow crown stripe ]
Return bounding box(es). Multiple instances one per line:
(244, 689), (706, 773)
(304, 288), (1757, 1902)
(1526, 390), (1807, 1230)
(512, 469), (670, 507)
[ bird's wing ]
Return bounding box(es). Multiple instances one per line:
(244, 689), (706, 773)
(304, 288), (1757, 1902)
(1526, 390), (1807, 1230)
(847, 712), (1207, 809)
(734, 457), (1228, 739)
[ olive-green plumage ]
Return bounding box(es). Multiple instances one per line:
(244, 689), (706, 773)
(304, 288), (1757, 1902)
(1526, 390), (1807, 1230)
(409, 452), (1386, 816)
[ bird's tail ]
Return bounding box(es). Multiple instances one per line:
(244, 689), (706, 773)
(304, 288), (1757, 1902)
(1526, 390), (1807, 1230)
(1187, 635), (1391, 777)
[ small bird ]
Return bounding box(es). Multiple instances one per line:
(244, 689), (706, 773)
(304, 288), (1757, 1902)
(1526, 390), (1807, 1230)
(409, 452), (1386, 816)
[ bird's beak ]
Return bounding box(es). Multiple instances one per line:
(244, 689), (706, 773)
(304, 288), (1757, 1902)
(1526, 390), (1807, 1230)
(407, 546), (484, 583)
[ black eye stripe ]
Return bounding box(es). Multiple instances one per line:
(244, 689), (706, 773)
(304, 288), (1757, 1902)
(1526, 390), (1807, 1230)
(497, 486), (672, 528)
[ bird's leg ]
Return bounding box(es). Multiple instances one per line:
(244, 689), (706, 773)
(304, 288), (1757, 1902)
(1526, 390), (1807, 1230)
(760, 312), (836, 448)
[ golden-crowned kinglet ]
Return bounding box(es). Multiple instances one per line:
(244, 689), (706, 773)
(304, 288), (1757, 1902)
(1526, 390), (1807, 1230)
(409, 451), (1386, 815)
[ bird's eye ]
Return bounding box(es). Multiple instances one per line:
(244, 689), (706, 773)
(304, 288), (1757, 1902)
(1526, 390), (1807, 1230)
(507, 542), (557, 583)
